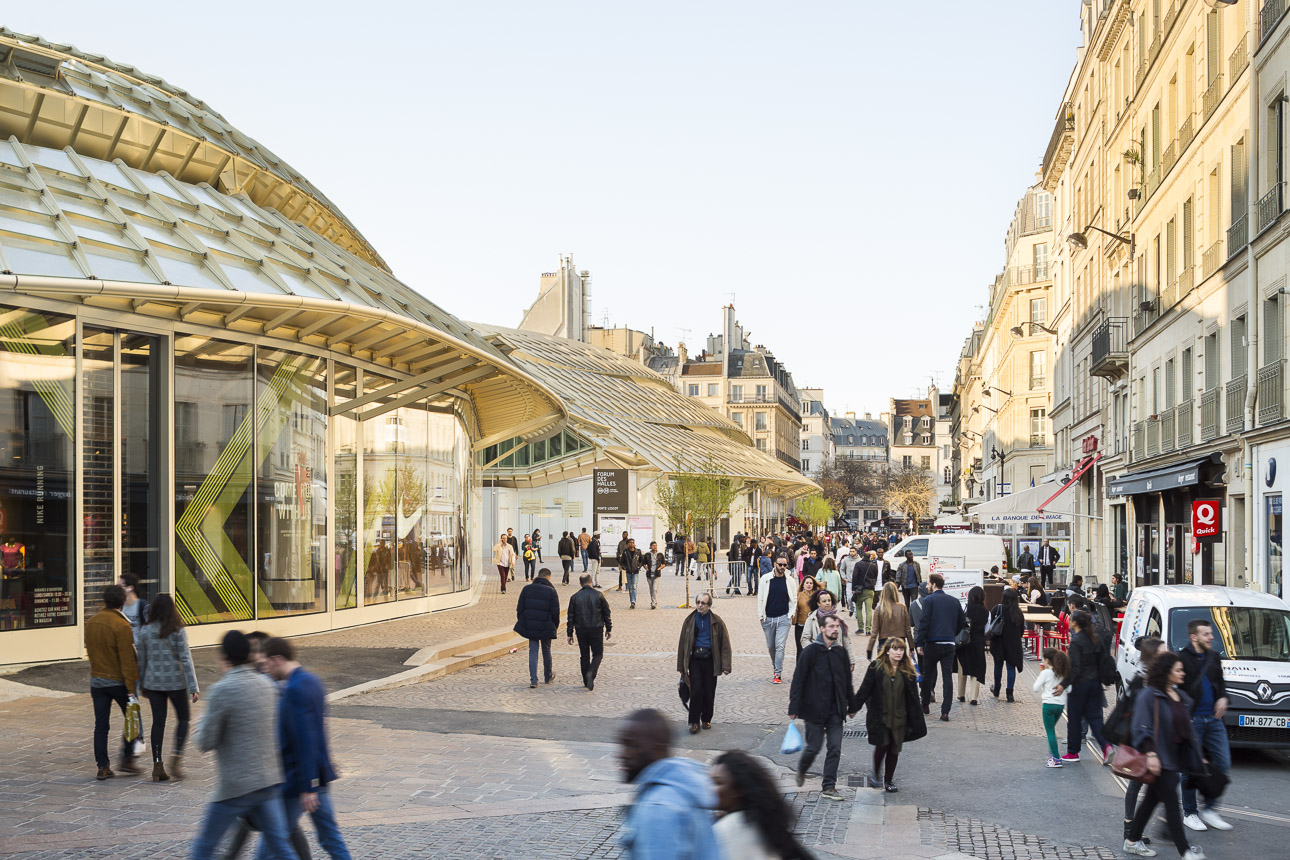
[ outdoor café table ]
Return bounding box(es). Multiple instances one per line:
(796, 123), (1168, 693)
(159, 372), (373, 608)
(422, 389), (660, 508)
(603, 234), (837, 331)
(1019, 606), (1059, 658)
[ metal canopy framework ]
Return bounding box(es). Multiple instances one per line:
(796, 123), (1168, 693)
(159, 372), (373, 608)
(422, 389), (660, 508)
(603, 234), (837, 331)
(476, 325), (819, 500)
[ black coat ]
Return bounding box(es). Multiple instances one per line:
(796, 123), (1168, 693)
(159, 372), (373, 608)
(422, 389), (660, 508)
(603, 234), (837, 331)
(956, 602), (989, 681)
(514, 578), (560, 640)
(853, 560), (879, 592)
(850, 661), (927, 746)
(1066, 629), (1101, 685)
(988, 606), (1025, 671)
(788, 640), (853, 724)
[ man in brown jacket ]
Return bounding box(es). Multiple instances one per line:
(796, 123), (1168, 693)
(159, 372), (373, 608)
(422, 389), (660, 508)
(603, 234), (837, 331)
(676, 594), (732, 734)
(85, 584), (140, 779)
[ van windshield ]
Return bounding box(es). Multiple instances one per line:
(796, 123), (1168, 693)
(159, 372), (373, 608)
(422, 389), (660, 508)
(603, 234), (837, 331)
(1167, 606), (1290, 662)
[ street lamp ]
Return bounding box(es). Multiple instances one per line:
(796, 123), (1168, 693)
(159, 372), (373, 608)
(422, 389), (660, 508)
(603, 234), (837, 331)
(972, 404), (999, 415)
(1067, 224), (1135, 256)
(1010, 321), (1059, 337)
(982, 386), (1012, 397)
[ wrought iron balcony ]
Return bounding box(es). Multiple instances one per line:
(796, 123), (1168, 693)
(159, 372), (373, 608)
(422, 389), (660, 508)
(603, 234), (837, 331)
(1258, 184), (1283, 234)
(1133, 301), (1158, 336)
(1259, 360), (1285, 425)
(1229, 215), (1248, 257)
(1030, 434), (1048, 448)
(1263, 0), (1286, 46)
(1162, 139), (1178, 176)
(1226, 377), (1247, 433)
(1203, 73), (1224, 122)
(1231, 35), (1249, 82)
(1090, 317), (1129, 379)
(1177, 398), (1194, 448)
(1179, 264), (1194, 297)
(1203, 240), (1224, 279)
(1161, 278), (1179, 311)
(1201, 388), (1221, 442)
(1161, 406), (1176, 452)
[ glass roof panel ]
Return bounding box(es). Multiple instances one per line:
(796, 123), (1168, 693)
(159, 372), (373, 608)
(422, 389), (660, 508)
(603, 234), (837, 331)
(28, 147), (80, 176)
(131, 170), (187, 202)
(0, 238), (84, 278)
(85, 159), (136, 189)
(67, 218), (135, 249)
(153, 252), (228, 291)
(81, 246), (155, 283)
(217, 260), (283, 295)
(0, 211), (65, 242)
(49, 191), (111, 220)
(0, 185), (45, 215)
(274, 267), (333, 300)
(129, 218), (191, 250)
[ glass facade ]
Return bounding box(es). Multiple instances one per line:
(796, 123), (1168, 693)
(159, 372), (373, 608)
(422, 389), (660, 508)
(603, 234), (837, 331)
(0, 309), (76, 630)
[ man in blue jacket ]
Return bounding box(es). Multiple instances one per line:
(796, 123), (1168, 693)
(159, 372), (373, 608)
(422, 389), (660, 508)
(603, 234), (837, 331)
(914, 573), (966, 722)
(514, 567), (561, 688)
(616, 708), (719, 859)
(263, 637), (352, 860)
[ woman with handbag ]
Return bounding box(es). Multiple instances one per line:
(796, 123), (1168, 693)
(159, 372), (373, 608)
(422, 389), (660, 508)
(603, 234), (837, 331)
(988, 588), (1024, 702)
(1123, 651), (1207, 859)
(1107, 637), (1164, 847)
(956, 586), (988, 706)
(849, 637), (927, 792)
(135, 593), (199, 782)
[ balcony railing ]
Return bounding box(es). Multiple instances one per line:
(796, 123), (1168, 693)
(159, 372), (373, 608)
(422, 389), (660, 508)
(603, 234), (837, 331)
(1262, 0), (1287, 46)
(1160, 278), (1179, 311)
(1179, 114), (1195, 152)
(1146, 166), (1160, 199)
(999, 262), (1050, 288)
(1177, 398), (1194, 448)
(1090, 317), (1129, 378)
(1258, 183), (1284, 234)
(1147, 419), (1161, 457)
(1134, 301), (1159, 336)
(1231, 36), (1250, 82)
(1030, 434), (1048, 448)
(1203, 73), (1225, 122)
(1229, 215), (1249, 257)
(1163, 139), (1179, 175)
(1161, 406), (1176, 452)
(1201, 388), (1222, 441)
(1132, 421), (1146, 461)
(1259, 360), (1286, 424)
(1203, 240), (1224, 279)
(1226, 377), (1247, 433)
(1042, 102), (1075, 187)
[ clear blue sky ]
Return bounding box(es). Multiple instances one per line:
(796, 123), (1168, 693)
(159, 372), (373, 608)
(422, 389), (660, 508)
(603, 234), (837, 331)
(8, 1), (1082, 416)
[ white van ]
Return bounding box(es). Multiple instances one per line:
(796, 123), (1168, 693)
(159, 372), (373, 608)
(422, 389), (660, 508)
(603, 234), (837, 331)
(1115, 584), (1290, 749)
(886, 534), (1008, 581)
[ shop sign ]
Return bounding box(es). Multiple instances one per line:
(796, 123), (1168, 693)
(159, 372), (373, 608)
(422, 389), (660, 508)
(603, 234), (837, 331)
(563, 500), (584, 517)
(519, 498), (543, 515)
(32, 588), (70, 626)
(1082, 435), (1099, 454)
(593, 469), (629, 514)
(1192, 500), (1220, 539)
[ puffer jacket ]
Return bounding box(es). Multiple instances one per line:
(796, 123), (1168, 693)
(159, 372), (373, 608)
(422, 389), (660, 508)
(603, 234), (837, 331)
(514, 577), (560, 640)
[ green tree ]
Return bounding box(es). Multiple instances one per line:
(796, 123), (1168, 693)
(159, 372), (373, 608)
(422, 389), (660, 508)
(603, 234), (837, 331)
(794, 493), (834, 530)
(654, 456), (743, 542)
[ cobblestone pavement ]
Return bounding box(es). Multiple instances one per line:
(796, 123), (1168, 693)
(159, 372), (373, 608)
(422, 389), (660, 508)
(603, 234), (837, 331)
(4, 572), (1276, 859)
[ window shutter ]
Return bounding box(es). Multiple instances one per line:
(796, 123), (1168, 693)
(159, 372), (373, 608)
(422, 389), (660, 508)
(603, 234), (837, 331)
(1207, 12), (1221, 85)
(1183, 197), (1195, 268)
(1166, 219), (1176, 285)
(1231, 140), (1247, 218)
(1266, 296), (1284, 365)
(1182, 348), (1193, 399)
(1231, 317), (1246, 379)
(1166, 359), (1176, 408)
(1205, 334), (1218, 391)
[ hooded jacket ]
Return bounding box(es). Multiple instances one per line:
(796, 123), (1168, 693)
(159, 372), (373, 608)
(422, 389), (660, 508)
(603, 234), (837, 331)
(619, 757), (719, 860)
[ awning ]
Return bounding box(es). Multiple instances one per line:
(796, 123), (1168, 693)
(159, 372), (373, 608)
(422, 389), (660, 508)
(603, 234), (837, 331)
(970, 482), (1073, 524)
(1106, 453), (1225, 498)
(1036, 453), (1102, 513)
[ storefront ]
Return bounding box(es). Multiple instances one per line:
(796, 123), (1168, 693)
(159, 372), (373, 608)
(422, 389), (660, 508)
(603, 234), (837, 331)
(1252, 441), (1289, 599)
(1107, 454), (1226, 587)
(970, 482), (1073, 577)
(0, 32), (565, 665)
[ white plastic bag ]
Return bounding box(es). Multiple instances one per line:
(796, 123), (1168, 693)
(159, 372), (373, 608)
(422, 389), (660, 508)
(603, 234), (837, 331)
(780, 721), (803, 755)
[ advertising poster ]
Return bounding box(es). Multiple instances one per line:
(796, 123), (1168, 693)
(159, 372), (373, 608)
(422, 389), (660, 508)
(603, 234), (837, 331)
(938, 570), (984, 608)
(1050, 539), (1071, 567)
(628, 515), (654, 550)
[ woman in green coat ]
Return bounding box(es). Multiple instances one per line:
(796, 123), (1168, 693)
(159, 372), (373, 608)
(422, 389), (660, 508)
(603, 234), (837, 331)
(849, 637), (927, 792)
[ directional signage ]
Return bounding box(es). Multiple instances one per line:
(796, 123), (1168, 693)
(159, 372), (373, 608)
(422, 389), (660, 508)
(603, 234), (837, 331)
(593, 469), (629, 514)
(1192, 500), (1220, 539)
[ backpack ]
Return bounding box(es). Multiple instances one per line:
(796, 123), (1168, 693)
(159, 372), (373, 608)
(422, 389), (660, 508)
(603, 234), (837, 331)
(524, 548), (535, 562)
(1098, 647), (1119, 687)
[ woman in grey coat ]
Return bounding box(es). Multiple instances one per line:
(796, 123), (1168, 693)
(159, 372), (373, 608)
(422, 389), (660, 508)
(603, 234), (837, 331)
(136, 592), (199, 782)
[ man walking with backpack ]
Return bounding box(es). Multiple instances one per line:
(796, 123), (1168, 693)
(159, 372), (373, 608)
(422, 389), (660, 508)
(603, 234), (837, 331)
(914, 573), (966, 722)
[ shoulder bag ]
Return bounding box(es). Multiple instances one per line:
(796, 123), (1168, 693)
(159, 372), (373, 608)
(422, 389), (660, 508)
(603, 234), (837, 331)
(1110, 697), (1159, 785)
(983, 606), (1005, 641)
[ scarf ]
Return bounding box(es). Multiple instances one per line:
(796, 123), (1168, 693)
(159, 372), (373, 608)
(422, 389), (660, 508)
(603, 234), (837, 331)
(814, 606), (848, 637)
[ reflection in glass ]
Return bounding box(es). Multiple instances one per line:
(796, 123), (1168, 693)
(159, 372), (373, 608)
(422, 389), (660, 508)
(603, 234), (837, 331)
(334, 364), (358, 609)
(174, 337), (255, 623)
(256, 348), (326, 618)
(1269, 496), (1283, 600)
(122, 333), (162, 595)
(0, 307), (76, 630)
(363, 374), (398, 605)
(82, 328), (115, 619)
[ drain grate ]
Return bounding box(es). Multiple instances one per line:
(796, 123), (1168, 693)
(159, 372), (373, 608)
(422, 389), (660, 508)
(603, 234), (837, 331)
(842, 728), (867, 738)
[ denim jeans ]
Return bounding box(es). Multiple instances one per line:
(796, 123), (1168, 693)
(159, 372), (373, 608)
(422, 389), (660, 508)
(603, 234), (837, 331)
(192, 785), (296, 860)
(580, 548), (588, 571)
(646, 575), (658, 606)
(269, 787), (352, 860)
(527, 638), (552, 685)
(761, 614), (790, 675)
(1065, 680), (1108, 755)
(746, 566), (758, 593)
(799, 714), (844, 790)
(523, 557), (535, 579)
(626, 573), (638, 604)
(91, 684), (132, 769)
(992, 658), (1017, 692)
(1182, 714), (1231, 814)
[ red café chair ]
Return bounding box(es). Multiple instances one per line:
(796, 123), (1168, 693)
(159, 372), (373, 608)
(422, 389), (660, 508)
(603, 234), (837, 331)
(1043, 613), (1071, 652)
(1022, 621), (1043, 659)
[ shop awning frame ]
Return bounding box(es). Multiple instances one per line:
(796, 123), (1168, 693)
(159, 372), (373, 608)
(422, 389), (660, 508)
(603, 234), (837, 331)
(1106, 453), (1224, 498)
(1037, 453), (1102, 513)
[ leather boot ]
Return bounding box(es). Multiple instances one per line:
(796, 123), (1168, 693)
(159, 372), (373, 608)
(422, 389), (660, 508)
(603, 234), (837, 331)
(1006, 689), (1015, 702)
(152, 760), (169, 782)
(168, 754), (184, 779)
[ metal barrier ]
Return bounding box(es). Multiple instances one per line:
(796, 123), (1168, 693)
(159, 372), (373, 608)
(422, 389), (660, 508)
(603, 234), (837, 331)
(698, 561), (748, 592)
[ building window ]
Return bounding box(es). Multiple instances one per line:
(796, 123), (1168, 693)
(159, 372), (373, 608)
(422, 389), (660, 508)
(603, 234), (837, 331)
(1033, 242), (1049, 277)
(1035, 192), (1052, 228)
(802, 459), (810, 472)
(755, 384), (768, 401)
(755, 411), (768, 431)
(904, 433), (913, 445)
(944, 466), (952, 484)
(731, 411), (743, 428)
(1030, 350), (1046, 388)
(1030, 407), (1048, 447)
(756, 438), (767, 452)
(903, 416), (912, 429)
(802, 438), (810, 451)
(920, 416), (930, 428)
(688, 384), (699, 396)
(731, 385), (743, 402)
(707, 383), (719, 397)
(921, 456), (931, 469)
(1030, 297), (1047, 325)
(921, 434), (931, 445)
(902, 455), (912, 468)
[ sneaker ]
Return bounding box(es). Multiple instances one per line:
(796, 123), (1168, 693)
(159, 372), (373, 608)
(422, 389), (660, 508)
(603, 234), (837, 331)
(1045, 756), (1063, 768)
(1060, 753), (1080, 762)
(1198, 808), (1232, 831)
(884, 783), (899, 793)
(773, 674), (782, 684)
(530, 681), (538, 689)
(630, 603), (635, 609)
(1122, 840), (1157, 857)
(1181, 849), (1207, 860)
(1103, 743), (1115, 764)
(820, 789), (846, 802)
(1182, 814), (1207, 832)
(545, 673), (556, 684)
(795, 770), (806, 787)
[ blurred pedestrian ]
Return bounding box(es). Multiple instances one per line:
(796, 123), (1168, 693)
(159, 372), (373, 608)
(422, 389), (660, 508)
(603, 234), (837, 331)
(1105, 637), (1163, 846)
(1179, 619), (1234, 833)
(712, 749), (814, 860)
(567, 574), (612, 691)
(676, 593), (731, 733)
(788, 614), (852, 801)
(136, 593), (199, 781)
(617, 709), (719, 859)
(955, 585), (988, 707)
(514, 568), (560, 688)
(587, 533), (603, 587)
(86, 584), (141, 780)
(579, 527), (592, 572)
(849, 637), (926, 792)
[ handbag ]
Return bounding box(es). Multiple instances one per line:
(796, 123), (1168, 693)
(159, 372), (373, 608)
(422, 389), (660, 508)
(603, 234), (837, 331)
(678, 678), (690, 708)
(123, 697), (143, 744)
(983, 606), (1004, 641)
(1110, 697), (1159, 785)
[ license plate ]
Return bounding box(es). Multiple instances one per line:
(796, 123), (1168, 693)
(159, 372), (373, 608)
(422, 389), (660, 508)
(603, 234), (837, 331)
(1237, 714), (1290, 729)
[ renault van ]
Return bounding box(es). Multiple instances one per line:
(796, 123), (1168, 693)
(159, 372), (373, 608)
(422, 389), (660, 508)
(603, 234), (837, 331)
(1115, 584), (1290, 749)
(887, 534), (1008, 579)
